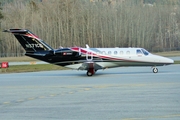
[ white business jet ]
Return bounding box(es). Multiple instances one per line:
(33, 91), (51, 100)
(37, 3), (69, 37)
(4, 29), (174, 76)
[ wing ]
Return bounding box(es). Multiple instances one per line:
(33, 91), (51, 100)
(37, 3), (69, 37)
(65, 61), (103, 71)
(78, 62), (103, 70)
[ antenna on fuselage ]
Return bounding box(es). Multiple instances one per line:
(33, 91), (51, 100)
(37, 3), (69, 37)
(86, 44), (90, 48)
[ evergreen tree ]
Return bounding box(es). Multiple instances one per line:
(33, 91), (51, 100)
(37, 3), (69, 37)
(0, 2), (3, 19)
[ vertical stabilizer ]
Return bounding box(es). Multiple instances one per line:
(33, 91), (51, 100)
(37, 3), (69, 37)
(3, 29), (53, 53)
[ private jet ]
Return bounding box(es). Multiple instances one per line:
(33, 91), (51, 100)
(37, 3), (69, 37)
(3, 29), (174, 76)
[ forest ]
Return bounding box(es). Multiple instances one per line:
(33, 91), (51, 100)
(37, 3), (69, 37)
(0, 0), (180, 57)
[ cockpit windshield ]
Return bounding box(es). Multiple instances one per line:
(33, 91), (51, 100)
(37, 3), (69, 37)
(141, 49), (149, 56)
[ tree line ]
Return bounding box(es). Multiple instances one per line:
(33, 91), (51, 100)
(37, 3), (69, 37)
(0, 0), (180, 57)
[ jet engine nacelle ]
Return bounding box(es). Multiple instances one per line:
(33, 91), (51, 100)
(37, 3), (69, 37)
(54, 48), (81, 58)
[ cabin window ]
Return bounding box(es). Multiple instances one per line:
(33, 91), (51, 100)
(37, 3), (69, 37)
(114, 51), (118, 55)
(101, 51), (106, 54)
(120, 51), (123, 55)
(126, 51), (130, 55)
(141, 49), (149, 56)
(108, 51), (111, 55)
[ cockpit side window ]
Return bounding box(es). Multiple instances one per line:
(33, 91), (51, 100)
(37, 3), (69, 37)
(141, 49), (149, 56)
(136, 49), (142, 55)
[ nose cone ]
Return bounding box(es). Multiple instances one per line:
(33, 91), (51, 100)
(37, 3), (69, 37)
(160, 56), (174, 65)
(153, 55), (174, 65)
(166, 58), (174, 64)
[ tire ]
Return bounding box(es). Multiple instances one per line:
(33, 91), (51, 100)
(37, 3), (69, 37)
(153, 68), (158, 73)
(87, 71), (93, 76)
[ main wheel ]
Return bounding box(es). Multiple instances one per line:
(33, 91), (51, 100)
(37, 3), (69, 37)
(153, 68), (158, 73)
(87, 71), (93, 76)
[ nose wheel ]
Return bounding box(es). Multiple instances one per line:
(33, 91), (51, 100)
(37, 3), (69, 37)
(152, 67), (158, 73)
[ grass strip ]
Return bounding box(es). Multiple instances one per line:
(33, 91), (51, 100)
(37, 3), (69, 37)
(0, 61), (179, 74)
(0, 64), (67, 73)
(174, 61), (180, 64)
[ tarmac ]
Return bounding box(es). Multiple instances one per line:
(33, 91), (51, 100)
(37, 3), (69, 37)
(0, 65), (180, 120)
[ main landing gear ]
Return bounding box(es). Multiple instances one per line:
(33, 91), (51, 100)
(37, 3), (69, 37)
(86, 68), (96, 76)
(87, 71), (93, 76)
(152, 67), (158, 73)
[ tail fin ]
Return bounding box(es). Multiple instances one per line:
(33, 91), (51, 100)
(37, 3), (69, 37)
(3, 29), (53, 53)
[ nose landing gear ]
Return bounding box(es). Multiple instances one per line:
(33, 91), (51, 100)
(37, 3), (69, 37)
(152, 67), (158, 73)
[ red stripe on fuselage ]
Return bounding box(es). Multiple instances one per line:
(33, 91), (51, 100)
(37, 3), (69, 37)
(70, 47), (146, 63)
(71, 47), (131, 61)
